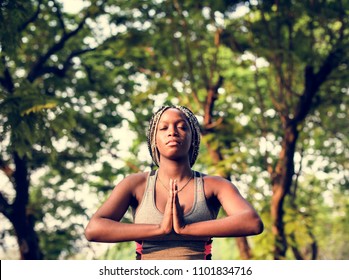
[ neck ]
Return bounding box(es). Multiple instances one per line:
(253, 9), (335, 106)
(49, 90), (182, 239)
(157, 158), (192, 181)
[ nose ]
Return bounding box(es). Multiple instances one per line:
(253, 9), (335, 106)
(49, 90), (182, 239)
(168, 125), (178, 136)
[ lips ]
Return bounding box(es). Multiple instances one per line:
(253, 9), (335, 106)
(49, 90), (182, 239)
(166, 139), (181, 146)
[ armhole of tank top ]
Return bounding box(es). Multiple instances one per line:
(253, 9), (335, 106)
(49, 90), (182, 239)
(133, 170), (155, 220)
(183, 170), (198, 217)
(195, 171), (204, 195)
(192, 170), (203, 215)
(196, 171), (219, 219)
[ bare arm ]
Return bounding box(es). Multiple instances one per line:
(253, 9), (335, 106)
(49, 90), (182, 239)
(84, 173), (173, 243)
(173, 176), (264, 238)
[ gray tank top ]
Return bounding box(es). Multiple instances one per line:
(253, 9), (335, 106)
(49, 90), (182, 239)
(132, 170), (220, 259)
(132, 169), (220, 241)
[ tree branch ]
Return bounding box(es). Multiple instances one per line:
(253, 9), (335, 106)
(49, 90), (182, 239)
(294, 3), (346, 124)
(0, 55), (14, 93)
(27, 11), (90, 82)
(172, 0), (203, 107)
(254, 63), (275, 174)
(0, 191), (11, 220)
(18, 0), (42, 33)
(203, 75), (224, 129)
(52, 0), (67, 35)
(34, 47), (97, 78)
(295, 46), (345, 124)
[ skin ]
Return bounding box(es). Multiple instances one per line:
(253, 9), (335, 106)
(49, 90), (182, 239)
(84, 108), (264, 244)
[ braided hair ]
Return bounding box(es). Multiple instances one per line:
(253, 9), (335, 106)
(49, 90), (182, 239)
(146, 105), (201, 167)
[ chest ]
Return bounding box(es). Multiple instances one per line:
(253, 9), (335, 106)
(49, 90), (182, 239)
(154, 182), (196, 215)
(133, 177), (218, 224)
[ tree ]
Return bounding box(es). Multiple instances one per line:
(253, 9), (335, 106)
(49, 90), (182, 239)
(238, 0), (349, 259)
(0, 0), (129, 259)
(1, 0), (347, 260)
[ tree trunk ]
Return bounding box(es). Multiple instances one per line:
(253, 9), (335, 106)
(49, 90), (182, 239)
(270, 124), (298, 259)
(205, 142), (252, 259)
(236, 237), (252, 259)
(10, 153), (43, 259)
(199, 77), (253, 260)
(269, 44), (343, 259)
(289, 229), (318, 260)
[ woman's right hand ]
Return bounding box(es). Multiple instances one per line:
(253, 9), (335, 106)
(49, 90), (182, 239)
(159, 179), (174, 235)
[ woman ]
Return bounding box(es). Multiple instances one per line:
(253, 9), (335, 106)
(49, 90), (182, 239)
(84, 105), (263, 260)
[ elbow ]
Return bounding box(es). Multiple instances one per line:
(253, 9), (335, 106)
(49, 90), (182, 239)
(84, 221), (98, 242)
(251, 214), (264, 236)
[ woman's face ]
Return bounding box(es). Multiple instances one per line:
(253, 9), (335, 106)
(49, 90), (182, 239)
(155, 108), (192, 163)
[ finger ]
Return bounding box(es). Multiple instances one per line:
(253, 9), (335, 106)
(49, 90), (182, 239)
(172, 181), (184, 234)
(172, 180), (179, 212)
(173, 179), (178, 195)
(169, 179), (173, 197)
(160, 179), (174, 234)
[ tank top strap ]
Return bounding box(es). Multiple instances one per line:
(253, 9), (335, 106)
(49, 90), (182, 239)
(132, 170), (157, 222)
(193, 170), (220, 219)
(194, 171), (205, 202)
(147, 169), (157, 193)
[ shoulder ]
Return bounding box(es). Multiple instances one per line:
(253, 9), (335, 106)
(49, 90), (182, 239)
(200, 173), (239, 196)
(114, 171), (150, 194)
(108, 171), (150, 207)
(201, 173), (235, 187)
(119, 172), (149, 189)
(122, 171), (150, 184)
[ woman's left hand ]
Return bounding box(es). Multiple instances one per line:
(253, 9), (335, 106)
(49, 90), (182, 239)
(171, 179), (187, 234)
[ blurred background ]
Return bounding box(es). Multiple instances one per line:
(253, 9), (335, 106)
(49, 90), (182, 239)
(0, 0), (348, 260)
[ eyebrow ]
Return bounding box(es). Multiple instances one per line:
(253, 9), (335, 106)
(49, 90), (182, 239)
(158, 119), (187, 125)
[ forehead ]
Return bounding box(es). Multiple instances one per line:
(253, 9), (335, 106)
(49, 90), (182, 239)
(159, 108), (188, 123)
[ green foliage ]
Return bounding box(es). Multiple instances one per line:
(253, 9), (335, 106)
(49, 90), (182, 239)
(0, 0), (130, 259)
(101, 242), (135, 260)
(29, 179), (88, 259)
(0, 0), (348, 260)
